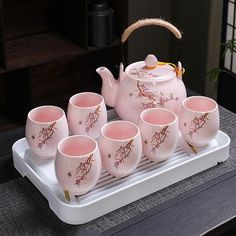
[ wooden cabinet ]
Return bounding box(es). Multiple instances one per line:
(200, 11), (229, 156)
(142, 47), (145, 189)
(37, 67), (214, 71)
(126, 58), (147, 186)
(0, 0), (128, 125)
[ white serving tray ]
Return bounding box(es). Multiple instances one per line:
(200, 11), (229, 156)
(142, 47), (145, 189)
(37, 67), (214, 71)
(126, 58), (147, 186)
(12, 110), (230, 225)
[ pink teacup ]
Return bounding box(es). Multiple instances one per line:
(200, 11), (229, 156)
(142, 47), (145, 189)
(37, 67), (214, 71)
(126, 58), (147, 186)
(179, 96), (219, 147)
(55, 135), (101, 196)
(25, 105), (69, 159)
(138, 108), (178, 162)
(98, 121), (142, 178)
(67, 92), (107, 139)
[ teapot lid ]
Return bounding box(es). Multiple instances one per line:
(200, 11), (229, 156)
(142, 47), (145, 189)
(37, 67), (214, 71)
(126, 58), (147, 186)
(126, 54), (176, 82)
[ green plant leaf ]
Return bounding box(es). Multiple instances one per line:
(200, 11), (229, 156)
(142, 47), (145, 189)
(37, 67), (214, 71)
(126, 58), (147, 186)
(207, 39), (236, 81)
(207, 68), (232, 82)
(221, 39), (236, 58)
(207, 68), (221, 82)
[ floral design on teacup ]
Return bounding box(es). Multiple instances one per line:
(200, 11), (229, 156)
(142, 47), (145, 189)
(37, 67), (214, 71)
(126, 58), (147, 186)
(107, 139), (134, 168)
(36, 122), (57, 148)
(67, 154), (94, 187)
(135, 81), (179, 109)
(84, 105), (101, 134)
(184, 113), (209, 138)
(150, 125), (169, 152)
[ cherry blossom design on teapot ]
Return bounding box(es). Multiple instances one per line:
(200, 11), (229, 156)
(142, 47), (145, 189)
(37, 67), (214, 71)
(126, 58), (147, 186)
(134, 80), (179, 109)
(97, 18), (187, 123)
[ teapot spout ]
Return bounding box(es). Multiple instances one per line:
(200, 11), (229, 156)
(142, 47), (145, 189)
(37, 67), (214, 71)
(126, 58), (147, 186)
(96, 67), (118, 108)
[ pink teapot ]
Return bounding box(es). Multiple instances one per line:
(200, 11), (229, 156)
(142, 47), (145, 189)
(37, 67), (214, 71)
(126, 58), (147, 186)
(96, 19), (187, 124)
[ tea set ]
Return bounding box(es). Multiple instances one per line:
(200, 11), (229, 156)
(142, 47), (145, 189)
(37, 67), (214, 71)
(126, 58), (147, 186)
(25, 19), (220, 198)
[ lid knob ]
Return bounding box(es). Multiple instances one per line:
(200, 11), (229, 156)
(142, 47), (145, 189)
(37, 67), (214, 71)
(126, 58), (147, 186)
(145, 54), (158, 69)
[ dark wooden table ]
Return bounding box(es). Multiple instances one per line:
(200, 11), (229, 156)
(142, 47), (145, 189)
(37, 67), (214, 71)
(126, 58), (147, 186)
(0, 104), (236, 236)
(108, 169), (236, 236)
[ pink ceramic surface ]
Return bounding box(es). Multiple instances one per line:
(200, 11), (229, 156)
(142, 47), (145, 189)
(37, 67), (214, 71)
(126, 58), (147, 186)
(55, 135), (101, 196)
(96, 56), (186, 124)
(97, 19), (186, 124)
(138, 108), (178, 162)
(98, 121), (142, 178)
(25, 105), (69, 159)
(67, 92), (107, 139)
(179, 96), (219, 147)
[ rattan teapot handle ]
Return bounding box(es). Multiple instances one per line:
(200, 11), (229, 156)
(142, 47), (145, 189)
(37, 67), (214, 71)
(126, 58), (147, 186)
(121, 18), (182, 43)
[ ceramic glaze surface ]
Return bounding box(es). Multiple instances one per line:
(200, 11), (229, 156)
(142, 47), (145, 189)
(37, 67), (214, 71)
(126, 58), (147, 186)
(138, 108), (178, 162)
(25, 106), (69, 159)
(98, 121), (142, 177)
(67, 92), (107, 139)
(97, 55), (186, 124)
(55, 135), (101, 196)
(179, 96), (219, 147)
